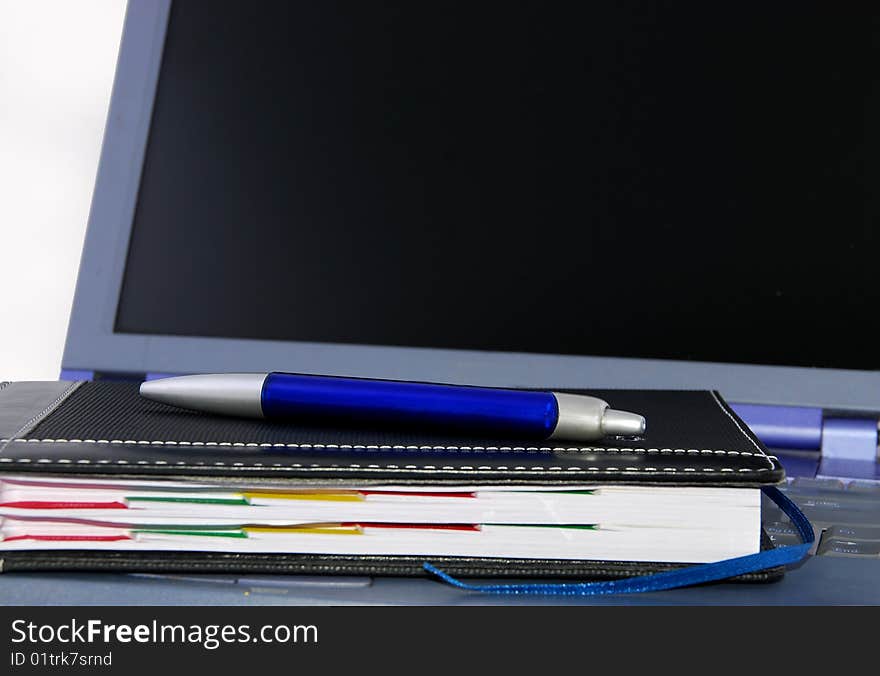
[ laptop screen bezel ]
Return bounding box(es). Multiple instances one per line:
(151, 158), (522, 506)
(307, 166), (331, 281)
(63, 0), (880, 411)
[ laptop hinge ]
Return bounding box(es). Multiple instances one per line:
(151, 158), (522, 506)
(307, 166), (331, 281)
(59, 369), (94, 381)
(816, 417), (879, 480)
(820, 417), (879, 463)
(729, 403), (823, 450)
(60, 370), (147, 383)
(732, 402), (879, 479)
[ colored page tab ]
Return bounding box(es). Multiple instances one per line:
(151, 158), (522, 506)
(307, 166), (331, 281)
(134, 529), (248, 539)
(243, 525), (363, 535)
(0, 501), (127, 510)
(242, 492), (363, 502)
(342, 523), (481, 532)
(126, 496), (251, 505)
(3, 534), (132, 542)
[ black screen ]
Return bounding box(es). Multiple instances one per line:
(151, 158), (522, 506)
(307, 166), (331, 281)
(116, 1), (880, 369)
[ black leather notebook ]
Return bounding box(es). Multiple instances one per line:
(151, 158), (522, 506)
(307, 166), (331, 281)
(0, 381), (785, 582)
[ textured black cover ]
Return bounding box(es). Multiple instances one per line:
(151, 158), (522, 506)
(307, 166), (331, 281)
(0, 529), (784, 583)
(3, 382), (784, 486)
(0, 382), (786, 582)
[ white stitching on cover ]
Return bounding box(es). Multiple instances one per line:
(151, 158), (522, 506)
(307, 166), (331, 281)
(0, 381), (83, 456)
(0, 437), (776, 456)
(0, 455), (773, 474)
(708, 390), (774, 469)
(0, 389), (780, 474)
(0, 438), (778, 474)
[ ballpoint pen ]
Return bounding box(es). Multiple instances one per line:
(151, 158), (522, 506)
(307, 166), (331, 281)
(139, 372), (646, 442)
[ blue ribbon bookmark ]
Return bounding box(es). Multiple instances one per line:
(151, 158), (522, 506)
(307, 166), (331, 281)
(424, 486), (813, 596)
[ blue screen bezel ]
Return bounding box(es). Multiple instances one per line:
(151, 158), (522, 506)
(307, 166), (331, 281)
(62, 0), (880, 411)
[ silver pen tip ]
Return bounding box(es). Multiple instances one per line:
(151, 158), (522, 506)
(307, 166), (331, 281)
(602, 409), (646, 437)
(138, 373), (267, 418)
(139, 379), (175, 406)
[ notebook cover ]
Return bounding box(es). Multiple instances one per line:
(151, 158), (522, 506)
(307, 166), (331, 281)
(0, 380), (786, 581)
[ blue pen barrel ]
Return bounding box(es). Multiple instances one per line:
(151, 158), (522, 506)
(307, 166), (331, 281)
(261, 373), (559, 439)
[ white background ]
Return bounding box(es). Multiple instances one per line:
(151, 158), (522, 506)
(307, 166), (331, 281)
(0, 0), (126, 380)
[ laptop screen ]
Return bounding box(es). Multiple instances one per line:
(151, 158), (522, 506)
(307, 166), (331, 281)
(114, 1), (877, 370)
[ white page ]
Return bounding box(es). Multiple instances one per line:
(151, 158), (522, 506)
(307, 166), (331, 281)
(0, 482), (761, 528)
(0, 521), (761, 564)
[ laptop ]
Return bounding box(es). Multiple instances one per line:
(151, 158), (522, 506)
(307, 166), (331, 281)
(4, 0), (877, 604)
